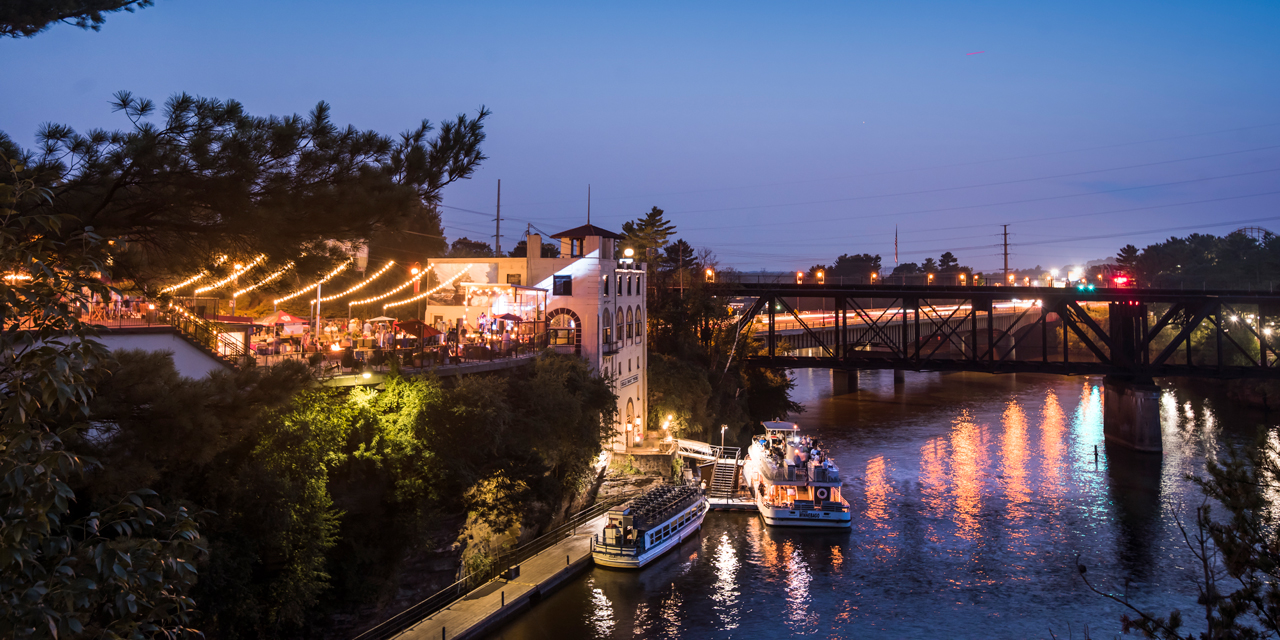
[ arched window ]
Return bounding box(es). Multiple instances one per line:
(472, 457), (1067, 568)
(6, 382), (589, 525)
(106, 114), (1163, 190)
(547, 308), (581, 354)
(635, 306), (643, 339)
(615, 307), (624, 346)
(626, 308), (633, 340)
(602, 309), (613, 345)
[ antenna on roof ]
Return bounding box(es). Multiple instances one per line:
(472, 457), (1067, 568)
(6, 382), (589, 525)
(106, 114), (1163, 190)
(587, 184), (591, 225)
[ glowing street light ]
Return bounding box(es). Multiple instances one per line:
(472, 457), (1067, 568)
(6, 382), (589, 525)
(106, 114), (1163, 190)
(705, 267), (715, 283)
(720, 424), (728, 450)
(817, 270), (826, 285)
(796, 271), (804, 285)
(960, 273), (967, 285)
(624, 247), (635, 258)
(927, 273), (934, 285)
(868, 272), (876, 284)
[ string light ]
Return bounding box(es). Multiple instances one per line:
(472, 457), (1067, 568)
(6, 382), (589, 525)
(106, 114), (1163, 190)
(314, 261), (397, 303)
(232, 262), (294, 298)
(159, 255), (228, 294)
(348, 264), (438, 308)
(383, 264), (473, 310)
(194, 255), (266, 294)
(273, 259), (352, 304)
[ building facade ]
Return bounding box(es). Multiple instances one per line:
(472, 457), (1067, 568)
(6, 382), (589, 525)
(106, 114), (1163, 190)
(425, 224), (647, 451)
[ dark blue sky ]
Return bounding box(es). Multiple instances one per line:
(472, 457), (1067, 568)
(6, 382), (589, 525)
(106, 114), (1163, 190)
(5, 0), (1279, 272)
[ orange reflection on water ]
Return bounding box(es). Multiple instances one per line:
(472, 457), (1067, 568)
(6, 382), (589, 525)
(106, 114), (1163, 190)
(1040, 390), (1065, 495)
(1001, 400), (1029, 521)
(865, 456), (891, 524)
(950, 409), (983, 541)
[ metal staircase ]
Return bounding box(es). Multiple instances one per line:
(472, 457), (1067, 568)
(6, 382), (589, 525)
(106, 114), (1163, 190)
(161, 305), (250, 368)
(708, 446), (741, 499)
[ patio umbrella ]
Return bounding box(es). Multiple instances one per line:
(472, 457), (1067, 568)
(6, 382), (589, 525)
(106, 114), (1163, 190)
(398, 318), (443, 339)
(257, 310), (307, 325)
(368, 316), (397, 322)
(496, 313), (523, 322)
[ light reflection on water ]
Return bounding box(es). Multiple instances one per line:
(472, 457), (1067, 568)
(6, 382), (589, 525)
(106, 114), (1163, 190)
(488, 371), (1276, 639)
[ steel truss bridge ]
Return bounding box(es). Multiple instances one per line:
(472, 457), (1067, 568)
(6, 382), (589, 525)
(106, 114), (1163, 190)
(732, 284), (1280, 380)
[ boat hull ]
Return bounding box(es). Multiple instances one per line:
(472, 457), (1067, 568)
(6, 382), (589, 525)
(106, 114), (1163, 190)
(593, 502), (708, 569)
(756, 499), (852, 528)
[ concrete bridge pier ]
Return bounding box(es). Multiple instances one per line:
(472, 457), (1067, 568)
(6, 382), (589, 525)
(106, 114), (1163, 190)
(1103, 375), (1162, 452)
(832, 369), (857, 395)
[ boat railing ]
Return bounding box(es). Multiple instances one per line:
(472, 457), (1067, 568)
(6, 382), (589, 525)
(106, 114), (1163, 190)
(590, 537), (641, 555)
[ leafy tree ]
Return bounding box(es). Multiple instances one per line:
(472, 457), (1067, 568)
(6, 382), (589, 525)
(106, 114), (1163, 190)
(621, 206), (676, 258)
(807, 264), (829, 278)
(2, 158), (205, 639)
(1079, 430), (1280, 639)
(0, 0), (153, 37)
(507, 238), (560, 258)
(921, 257), (939, 273)
(939, 251), (960, 272)
(891, 262), (922, 276)
(830, 253), (882, 279)
(1117, 244), (1140, 271)
(448, 237), (494, 258)
(2, 93), (489, 290)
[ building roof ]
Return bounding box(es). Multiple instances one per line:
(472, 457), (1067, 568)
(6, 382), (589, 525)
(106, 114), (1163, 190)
(549, 224), (623, 240)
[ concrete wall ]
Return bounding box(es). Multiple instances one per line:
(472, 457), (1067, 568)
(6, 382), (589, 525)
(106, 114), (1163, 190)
(98, 332), (228, 379)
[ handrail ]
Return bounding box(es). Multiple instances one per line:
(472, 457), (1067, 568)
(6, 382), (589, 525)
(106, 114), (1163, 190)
(350, 498), (621, 640)
(161, 305), (248, 365)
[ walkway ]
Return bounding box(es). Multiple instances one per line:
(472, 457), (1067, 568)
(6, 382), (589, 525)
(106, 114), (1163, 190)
(396, 513), (609, 640)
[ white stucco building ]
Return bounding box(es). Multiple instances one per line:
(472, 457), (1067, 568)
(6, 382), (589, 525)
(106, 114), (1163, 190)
(426, 224), (648, 451)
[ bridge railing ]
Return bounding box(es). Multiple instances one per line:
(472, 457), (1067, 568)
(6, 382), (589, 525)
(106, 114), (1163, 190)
(729, 284), (1280, 379)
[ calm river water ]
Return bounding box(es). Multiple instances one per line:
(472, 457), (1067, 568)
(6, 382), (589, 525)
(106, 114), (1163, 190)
(489, 371), (1275, 639)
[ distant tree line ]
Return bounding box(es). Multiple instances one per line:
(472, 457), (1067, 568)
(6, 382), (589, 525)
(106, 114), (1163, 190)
(1115, 230), (1280, 289)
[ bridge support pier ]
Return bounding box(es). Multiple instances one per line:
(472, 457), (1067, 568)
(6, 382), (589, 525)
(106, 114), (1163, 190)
(832, 369), (857, 395)
(1103, 376), (1162, 453)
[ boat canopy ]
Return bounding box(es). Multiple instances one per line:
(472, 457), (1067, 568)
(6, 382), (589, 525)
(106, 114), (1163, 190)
(761, 421), (801, 434)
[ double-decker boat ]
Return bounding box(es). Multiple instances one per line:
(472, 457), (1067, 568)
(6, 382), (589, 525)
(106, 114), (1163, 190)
(591, 484), (708, 569)
(743, 421), (851, 528)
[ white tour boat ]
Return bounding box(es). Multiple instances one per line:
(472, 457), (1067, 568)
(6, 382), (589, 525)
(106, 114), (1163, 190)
(743, 421), (851, 528)
(591, 484), (708, 569)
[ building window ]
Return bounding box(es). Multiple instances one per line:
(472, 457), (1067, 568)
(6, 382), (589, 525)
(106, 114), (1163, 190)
(615, 308), (623, 346)
(553, 275), (572, 296)
(629, 276), (635, 296)
(506, 273), (522, 285)
(602, 275), (609, 296)
(637, 274), (642, 292)
(626, 308), (633, 339)
(616, 275), (622, 296)
(550, 313), (575, 345)
(602, 309), (613, 346)
(635, 306), (643, 338)
(570, 238), (584, 257)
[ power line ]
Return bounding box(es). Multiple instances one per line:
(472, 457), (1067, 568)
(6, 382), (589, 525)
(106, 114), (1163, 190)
(495, 120), (1280, 208)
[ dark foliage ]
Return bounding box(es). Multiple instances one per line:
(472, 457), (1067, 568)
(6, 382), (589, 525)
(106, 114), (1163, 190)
(0, 0), (153, 37)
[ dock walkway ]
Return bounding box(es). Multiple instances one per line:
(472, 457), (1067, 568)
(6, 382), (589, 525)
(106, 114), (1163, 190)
(396, 513), (608, 640)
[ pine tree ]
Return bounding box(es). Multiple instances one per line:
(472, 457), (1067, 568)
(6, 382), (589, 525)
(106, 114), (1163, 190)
(0, 0), (153, 38)
(621, 206), (676, 258)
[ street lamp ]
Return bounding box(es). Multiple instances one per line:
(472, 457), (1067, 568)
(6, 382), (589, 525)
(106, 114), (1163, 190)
(705, 267), (715, 283)
(817, 270), (825, 285)
(720, 424), (727, 450)
(927, 273), (934, 285)
(230, 262), (242, 317)
(795, 271), (804, 285)
(869, 272), (876, 284)
(959, 273), (967, 285)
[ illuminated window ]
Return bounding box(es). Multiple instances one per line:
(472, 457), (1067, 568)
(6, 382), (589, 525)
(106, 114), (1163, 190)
(626, 308), (633, 339)
(602, 309), (613, 345)
(550, 313), (575, 345)
(615, 309), (623, 347)
(635, 306), (643, 338)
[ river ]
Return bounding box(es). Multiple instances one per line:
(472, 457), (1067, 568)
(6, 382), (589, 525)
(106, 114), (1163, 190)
(488, 370), (1274, 639)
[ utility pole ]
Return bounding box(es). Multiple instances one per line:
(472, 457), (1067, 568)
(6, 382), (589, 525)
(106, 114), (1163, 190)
(1002, 224), (1010, 283)
(494, 179), (501, 257)
(587, 184), (591, 225)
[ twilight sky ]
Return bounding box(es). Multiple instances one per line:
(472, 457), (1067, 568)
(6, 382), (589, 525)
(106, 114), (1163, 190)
(4, 0), (1279, 272)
